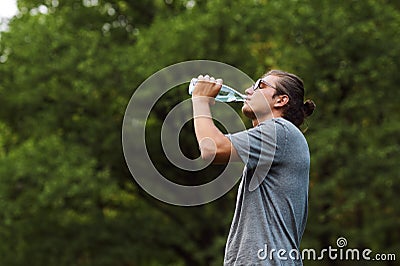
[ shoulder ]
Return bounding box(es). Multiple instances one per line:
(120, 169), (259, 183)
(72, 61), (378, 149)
(258, 118), (306, 146)
(270, 117), (303, 137)
(272, 118), (309, 152)
(256, 118), (293, 135)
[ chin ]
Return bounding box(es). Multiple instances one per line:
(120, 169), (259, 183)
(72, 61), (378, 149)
(242, 105), (256, 120)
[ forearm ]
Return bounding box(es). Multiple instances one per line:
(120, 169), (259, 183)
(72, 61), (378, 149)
(192, 97), (229, 161)
(190, 75), (240, 163)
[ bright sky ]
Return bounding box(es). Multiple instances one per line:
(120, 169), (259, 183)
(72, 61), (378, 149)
(0, 0), (18, 18)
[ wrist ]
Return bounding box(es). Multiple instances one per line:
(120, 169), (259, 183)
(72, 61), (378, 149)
(192, 96), (214, 105)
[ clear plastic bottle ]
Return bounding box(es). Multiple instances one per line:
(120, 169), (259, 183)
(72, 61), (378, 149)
(188, 78), (246, 102)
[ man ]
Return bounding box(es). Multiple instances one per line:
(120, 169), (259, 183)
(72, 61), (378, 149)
(191, 70), (316, 265)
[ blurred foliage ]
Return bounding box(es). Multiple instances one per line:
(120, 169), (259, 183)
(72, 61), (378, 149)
(0, 0), (399, 265)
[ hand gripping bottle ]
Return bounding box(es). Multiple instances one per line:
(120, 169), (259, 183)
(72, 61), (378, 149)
(188, 78), (246, 102)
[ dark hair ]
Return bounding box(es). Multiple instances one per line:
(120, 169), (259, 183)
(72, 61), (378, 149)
(264, 70), (316, 127)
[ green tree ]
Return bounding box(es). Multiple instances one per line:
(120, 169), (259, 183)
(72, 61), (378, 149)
(0, 0), (399, 265)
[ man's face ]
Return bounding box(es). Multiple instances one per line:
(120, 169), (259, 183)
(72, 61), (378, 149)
(242, 75), (280, 120)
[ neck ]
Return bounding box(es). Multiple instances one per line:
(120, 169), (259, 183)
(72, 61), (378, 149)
(252, 110), (283, 127)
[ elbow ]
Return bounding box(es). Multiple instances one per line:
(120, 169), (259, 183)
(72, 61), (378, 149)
(200, 149), (215, 161)
(199, 137), (217, 162)
(198, 136), (232, 164)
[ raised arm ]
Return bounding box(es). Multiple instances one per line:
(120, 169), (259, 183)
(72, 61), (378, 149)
(191, 75), (240, 164)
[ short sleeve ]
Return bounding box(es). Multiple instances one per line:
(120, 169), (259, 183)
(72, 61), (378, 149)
(226, 120), (277, 191)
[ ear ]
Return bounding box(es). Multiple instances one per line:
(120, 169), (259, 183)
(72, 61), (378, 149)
(274, 95), (289, 108)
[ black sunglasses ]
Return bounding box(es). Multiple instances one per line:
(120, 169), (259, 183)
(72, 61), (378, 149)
(252, 79), (277, 90)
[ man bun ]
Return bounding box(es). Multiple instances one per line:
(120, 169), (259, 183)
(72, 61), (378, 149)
(303, 100), (316, 117)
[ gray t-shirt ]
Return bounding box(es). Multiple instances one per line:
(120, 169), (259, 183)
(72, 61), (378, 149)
(224, 118), (310, 265)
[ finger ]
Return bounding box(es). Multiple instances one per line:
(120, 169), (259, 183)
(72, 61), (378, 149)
(197, 74), (204, 80)
(216, 78), (223, 85)
(209, 76), (216, 83)
(204, 74), (210, 80)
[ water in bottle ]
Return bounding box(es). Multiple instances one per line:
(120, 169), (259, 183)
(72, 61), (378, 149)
(188, 78), (246, 102)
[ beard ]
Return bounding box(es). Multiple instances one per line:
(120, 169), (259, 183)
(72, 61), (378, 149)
(242, 103), (257, 120)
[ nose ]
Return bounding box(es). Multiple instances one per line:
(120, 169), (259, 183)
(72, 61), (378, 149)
(245, 86), (254, 96)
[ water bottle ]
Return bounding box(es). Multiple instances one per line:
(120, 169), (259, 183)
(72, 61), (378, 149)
(188, 78), (246, 102)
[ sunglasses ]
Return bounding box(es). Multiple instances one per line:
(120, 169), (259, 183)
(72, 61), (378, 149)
(252, 79), (277, 91)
